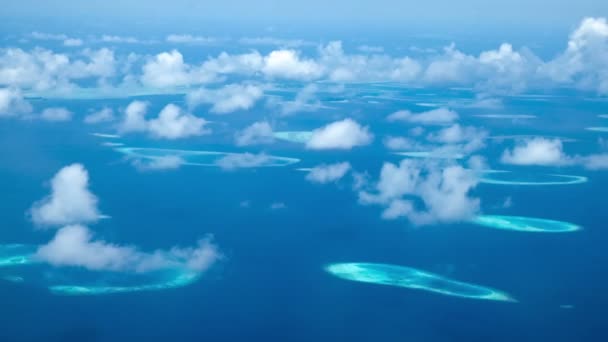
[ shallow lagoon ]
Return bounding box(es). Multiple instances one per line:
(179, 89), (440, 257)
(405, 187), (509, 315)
(472, 215), (582, 233)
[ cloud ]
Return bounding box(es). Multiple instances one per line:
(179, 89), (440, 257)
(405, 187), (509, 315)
(84, 107), (114, 124)
(118, 100), (149, 133)
(30, 164), (100, 227)
(148, 104), (209, 139)
(358, 159), (480, 225)
(0, 88), (32, 117)
(63, 38), (83, 47)
(40, 107), (72, 121)
(270, 84), (323, 115)
(500, 137), (608, 169)
(140, 50), (214, 88)
(540, 17), (608, 94)
(306, 119), (373, 150)
(427, 124), (487, 153)
(383, 136), (423, 150)
(239, 37), (308, 48)
(131, 155), (184, 171)
(119, 101), (209, 139)
(501, 138), (570, 166)
(262, 50), (323, 80)
(216, 153), (271, 170)
(101, 35), (139, 44)
(270, 202), (287, 210)
(305, 162), (351, 184)
(187, 84), (263, 113)
(235, 121), (274, 146)
(166, 34), (216, 44)
(387, 107), (459, 125)
(36, 224), (219, 273)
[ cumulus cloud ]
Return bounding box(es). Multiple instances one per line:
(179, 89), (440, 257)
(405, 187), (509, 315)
(540, 17), (608, 94)
(30, 164), (100, 227)
(270, 84), (323, 115)
(118, 100), (148, 133)
(306, 119), (373, 150)
(140, 50), (214, 88)
(427, 124), (488, 153)
(119, 101), (209, 139)
(358, 159), (480, 225)
(0, 88), (32, 117)
(216, 153), (271, 170)
(501, 138), (570, 166)
(148, 104), (209, 139)
(262, 50), (323, 80)
(501, 137), (608, 169)
(235, 121), (274, 146)
(63, 38), (83, 47)
(305, 162), (351, 184)
(387, 107), (458, 125)
(187, 84), (263, 113)
(36, 224), (219, 273)
(84, 107), (114, 124)
(40, 107), (72, 121)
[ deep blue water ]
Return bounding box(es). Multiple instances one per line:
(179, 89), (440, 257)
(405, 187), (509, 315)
(1, 89), (608, 341)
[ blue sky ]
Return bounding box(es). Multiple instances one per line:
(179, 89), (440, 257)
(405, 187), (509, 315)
(2, 0), (608, 38)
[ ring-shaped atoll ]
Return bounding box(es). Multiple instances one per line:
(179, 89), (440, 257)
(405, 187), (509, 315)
(480, 170), (587, 186)
(115, 147), (300, 167)
(325, 262), (515, 302)
(0, 244), (204, 295)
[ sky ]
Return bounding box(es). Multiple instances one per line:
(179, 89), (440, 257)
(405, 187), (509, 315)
(2, 0), (608, 38)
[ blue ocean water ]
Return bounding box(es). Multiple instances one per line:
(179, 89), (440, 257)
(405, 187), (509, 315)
(1, 87), (608, 341)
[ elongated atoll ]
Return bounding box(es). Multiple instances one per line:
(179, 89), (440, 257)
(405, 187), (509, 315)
(480, 170), (587, 186)
(273, 131), (314, 144)
(325, 262), (515, 302)
(393, 151), (465, 160)
(116, 147), (300, 167)
(472, 215), (581, 233)
(0, 244), (205, 295)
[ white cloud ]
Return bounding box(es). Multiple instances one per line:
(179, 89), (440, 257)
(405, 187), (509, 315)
(119, 100), (148, 132)
(187, 84), (263, 113)
(131, 156), (184, 171)
(119, 102), (208, 139)
(383, 136), (423, 150)
(36, 224), (219, 273)
(270, 202), (287, 210)
(427, 124), (487, 153)
(166, 34), (216, 44)
(215, 153), (271, 170)
(101, 35), (139, 44)
(0, 88), (32, 117)
(581, 154), (608, 170)
(271, 84), (322, 115)
(140, 50), (214, 88)
(30, 164), (100, 227)
(40, 107), (72, 121)
(540, 17), (608, 94)
(63, 38), (83, 47)
(358, 159), (480, 225)
(148, 104), (209, 139)
(84, 107), (114, 124)
(387, 107), (458, 125)
(235, 121), (274, 146)
(305, 162), (351, 184)
(501, 138), (570, 166)
(262, 50), (323, 80)
(306, 119), (373, 150)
